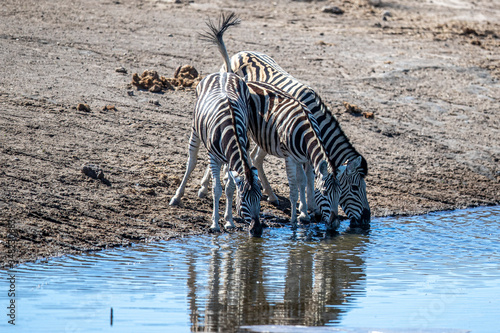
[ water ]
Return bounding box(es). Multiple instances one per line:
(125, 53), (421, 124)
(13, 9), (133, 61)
(1, 206), (499, 333)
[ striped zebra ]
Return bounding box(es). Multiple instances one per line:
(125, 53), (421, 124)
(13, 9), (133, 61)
(169, 14), (262, 237)
(198, 13), (341, 230)
(223, 51), (371, 229)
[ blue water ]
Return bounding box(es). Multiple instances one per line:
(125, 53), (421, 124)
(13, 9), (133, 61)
(1, 206), (499, 333)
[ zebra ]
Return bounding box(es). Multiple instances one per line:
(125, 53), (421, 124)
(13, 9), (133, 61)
(222, 50), (371, 229)
(197, 13), (341, 230)
(315, 156), (369, 229)
(169, 14), (262, 237)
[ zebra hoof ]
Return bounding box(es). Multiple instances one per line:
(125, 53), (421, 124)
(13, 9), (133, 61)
(298, 213), (310, 224)
(169, 197), (181, 206)
(209, 225), (221, 233)
(198, 188), (207, 198)
(224, 222), (236, 229)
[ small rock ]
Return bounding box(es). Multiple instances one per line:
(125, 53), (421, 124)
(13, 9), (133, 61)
(141, 188), (156, 196)
(115, 67), (127, 74)
(322, 6), (344, 15)
(76, 103), (91, 112)
(368, 0), (382, 7)
(127, 90), (134, 96)
(81, 163), (104, 180)
(149, 99), (160, 106)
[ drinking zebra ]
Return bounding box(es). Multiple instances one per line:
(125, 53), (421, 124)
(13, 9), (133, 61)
(198, 13), (341, 230)
(169, 15), (262, 237)
(222, 50), (371, 229)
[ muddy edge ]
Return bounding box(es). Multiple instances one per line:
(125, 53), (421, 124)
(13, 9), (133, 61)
(1, 0), (499, 267)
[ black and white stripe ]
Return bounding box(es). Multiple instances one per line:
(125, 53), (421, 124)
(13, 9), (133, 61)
(315, 156), (369, 229)
(225, 51), (370, 228)
(170, 14), (262, 236)
(246, 80), (341, 229)
(197, 14), (340, 230)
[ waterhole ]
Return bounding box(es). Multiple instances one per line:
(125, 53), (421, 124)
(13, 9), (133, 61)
(1, 206), (499, 332)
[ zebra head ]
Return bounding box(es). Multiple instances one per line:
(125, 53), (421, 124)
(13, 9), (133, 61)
(337, 156), (371, 229)
(315, 160), (341, 232)
(228, 167), (263, 237)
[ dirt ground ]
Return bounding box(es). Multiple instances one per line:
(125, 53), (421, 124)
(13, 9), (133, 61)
(1, 0), (499, 268)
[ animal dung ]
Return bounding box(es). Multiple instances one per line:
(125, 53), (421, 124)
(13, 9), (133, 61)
(343, 101), (362, 114)
(76, 103), (91, 112)
(131, 65), (202, 92)
(343, 102), (374, 119)
(363, 111), (375, 119)
(102, 105), (117, 111)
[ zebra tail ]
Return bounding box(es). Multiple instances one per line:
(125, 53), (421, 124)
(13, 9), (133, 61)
(199, 12), (241, 73)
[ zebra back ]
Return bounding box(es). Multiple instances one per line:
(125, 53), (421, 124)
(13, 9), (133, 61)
(194, 72), (253, 184)
(246, 80), (334, 176)
(229, 51), (367, 176)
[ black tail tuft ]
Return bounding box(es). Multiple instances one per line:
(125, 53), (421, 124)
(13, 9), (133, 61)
(199, 12), (240, 45)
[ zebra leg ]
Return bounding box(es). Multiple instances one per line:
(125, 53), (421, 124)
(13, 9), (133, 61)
(297, 163), (310, 223)
(198, 165), (211, 198)
(209, 159), (223, 232)
(305, 163), (321, 219)
(223, 169), (236, 229)
(170, 131), (201, 206)
(251, 145), (279, 205)
(285, 158), (299, 229)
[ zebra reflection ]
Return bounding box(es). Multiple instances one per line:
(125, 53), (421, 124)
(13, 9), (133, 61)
(186, 233), (368, 331)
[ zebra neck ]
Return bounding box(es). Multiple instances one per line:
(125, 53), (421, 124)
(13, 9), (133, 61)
(226, 149), (247, 178)
(314, 101), (363, 169)
(226, 98), (252, 184)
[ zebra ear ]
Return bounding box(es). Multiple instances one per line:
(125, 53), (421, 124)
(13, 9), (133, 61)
(347, 156), (362, 174)
(337, 165), (347, 177)
(319, 160), (329, 179)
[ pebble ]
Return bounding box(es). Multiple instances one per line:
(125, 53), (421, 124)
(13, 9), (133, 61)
(322, 6), (344, 15)
(115, 66), (127, 74)
(81, 163), (105, 180)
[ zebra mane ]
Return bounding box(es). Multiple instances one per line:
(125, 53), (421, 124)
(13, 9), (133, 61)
(228, 97), (253, 186)
(300, 97), (336, 174)
(258, 81), (335, 174)
(315, 94), (368, 175)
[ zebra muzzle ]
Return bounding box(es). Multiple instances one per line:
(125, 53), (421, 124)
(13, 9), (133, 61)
(249, 218), (263, 238)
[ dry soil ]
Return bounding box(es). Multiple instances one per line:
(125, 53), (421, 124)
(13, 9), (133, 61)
(1, 0), (499, 267)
